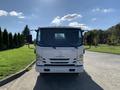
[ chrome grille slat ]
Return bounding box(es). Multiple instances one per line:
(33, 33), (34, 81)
(49, 58), (69, 60)
(44, 64), (75, 66)
(51, 62), (68, 64)
(49, 58), (70, 65)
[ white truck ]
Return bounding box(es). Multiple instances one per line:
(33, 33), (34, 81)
(34, 27), (84, 73)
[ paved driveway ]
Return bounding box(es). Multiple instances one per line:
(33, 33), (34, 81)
(0, 51), (120, 90)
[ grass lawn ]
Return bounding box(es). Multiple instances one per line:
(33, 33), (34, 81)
(0, 45), (35, 80)
(85, 44), (120, 55)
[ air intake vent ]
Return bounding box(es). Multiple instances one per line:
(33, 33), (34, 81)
(50, 58), (69, 60)
(51, 62), (68, 64)
(44, 64), (75, 66)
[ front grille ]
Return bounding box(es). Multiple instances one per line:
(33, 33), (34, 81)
(51, 62), (68, 64)
(49, 58), (70, 66)
(50, 58), (69, 60)
(44, 64), (75, 66)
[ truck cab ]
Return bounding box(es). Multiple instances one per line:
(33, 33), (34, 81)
(35, 27), (84, 73)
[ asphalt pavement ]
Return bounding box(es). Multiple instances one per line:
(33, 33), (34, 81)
(0, 51), (120, 90)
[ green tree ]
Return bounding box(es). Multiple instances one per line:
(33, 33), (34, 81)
(20, 34), (25, 46)
(8, 33), (14, 48)
(0, 28), (3, 50)
(3, 29), (9, 49)
(84, 31), (94, 48)
(22, 25), (30, 43)
(17, 33), (22, 47)
(13, 33), (18, 47)
(92, 30), (99, 47)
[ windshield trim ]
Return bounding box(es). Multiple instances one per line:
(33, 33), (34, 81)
(36, 28), (83, 47)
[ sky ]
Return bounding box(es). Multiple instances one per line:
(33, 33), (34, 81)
(0, 0), (120, 33)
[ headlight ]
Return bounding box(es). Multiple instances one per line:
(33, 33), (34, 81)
(36, 60), (41, 65)
(73, 55), (83, 62)
(77, 54), (83, 61)
(36, 54), (45, 60)
(79, 54), (83, 59)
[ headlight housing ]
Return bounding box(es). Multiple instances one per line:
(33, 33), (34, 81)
(76, 54), (83, 61)
(36, 54), (45, 60)
(79, 54), (83, 60)
(36, 54), (46, 64)
(73, 54), (83, 63)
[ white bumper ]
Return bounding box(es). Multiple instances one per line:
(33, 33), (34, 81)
(35, 65), (84, 73)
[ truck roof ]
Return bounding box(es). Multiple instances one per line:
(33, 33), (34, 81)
(37, 26), (83, 31)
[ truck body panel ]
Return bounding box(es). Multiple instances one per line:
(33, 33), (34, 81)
(35, 27), (84, 73)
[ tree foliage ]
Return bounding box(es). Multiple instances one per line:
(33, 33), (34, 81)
(0, 28), (26, 50)
(84, 23), (120, 46)
(3, 29), (9, 49)
(22, 25), (31, 43)
(0, 27), (3, 50)
(8, 32), (13, 48)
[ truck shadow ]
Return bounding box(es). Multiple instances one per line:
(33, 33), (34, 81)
(34, 72), (103, 90)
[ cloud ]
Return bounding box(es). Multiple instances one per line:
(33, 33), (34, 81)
(102, 9), (114, 13)
(0, 10), (8, 16)
(51, 16), (61, 26)
(51, 13), (82, 26)
(92, 8), (114, 13)
(92, 8), (100, 12)
(91, 18), (97, 22)
(0, 10), (25, 19)
(9, 11), (25, 18)
(18, 16), (25, 19)
(61, 13), (82, 21)
(9, 11), (22, 16)
(69, 22), (90, 30)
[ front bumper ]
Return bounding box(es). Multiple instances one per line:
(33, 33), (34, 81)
(35, 65), (84, 73)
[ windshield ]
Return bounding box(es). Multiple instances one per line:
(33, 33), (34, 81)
(36, 28), (83, 47)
